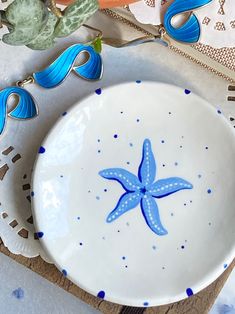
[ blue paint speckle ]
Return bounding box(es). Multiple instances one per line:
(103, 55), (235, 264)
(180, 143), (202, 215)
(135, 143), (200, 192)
(126, 161), (130, 165)
(97, 139), (101, 143)
(95, 88), (102, 95)
(184, 203), (186, 206)
(62, 111), (67, 116)
(96, 196), (100, 200)
(79, 242), (83, 246)
(184, 89), (191, 95)
(31, 191), (35, 197)
(162, 164), (166, 167)
(125, 265), (128, 268)
(60, 175), (63, 178)
(77, 216), (80, 220)
(98, 150), (101, 153)
(180, 145), (183, 148)
(181, 245), (185, 249)
(186, 288), (194, 297)
(136, 119), (140, 122)
(62, 269), (67, 276)
(205, 146), (208, 150)
(38, 146), (45, 154)
(143, 302), (149, 307)
(104, 189), (107, 192)
(122, 256), (126, 260)
(37, 232), (44, 238)
(224, 263), (228, 269)
(175, 162), (178, 166)
(97, 291), (105, 299)
(161, 140), (165, 143)
(129, 143), (133, 147)
(114, 134), (118, 139)
(12, 288), (24, 299)
(152, 245), (157, 250)
(198, 174), (202, 178)
(136, 80), (141, 84)
(217, 109), (222, 114)
(120, 111), (123, 114)
(171, 213), (174, 216)
(169, 112), (172, 115)
(88, 190), (91, 193)
(207, 189), (212, 194)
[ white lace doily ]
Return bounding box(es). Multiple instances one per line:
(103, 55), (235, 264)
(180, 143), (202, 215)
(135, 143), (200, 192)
(0, 11), (234, 261)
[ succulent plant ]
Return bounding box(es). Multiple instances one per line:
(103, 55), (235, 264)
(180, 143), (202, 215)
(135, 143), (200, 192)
(0, 0), (99, 50)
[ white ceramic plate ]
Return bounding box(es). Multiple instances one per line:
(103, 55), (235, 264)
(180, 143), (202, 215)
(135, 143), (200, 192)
(32, 82), (235, 307)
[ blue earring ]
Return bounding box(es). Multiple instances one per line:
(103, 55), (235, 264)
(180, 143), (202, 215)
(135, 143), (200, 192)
(0, 36), (103, 136)
(164, 0), (212, 43)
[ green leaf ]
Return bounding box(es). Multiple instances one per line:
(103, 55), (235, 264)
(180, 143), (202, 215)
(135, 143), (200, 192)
(92, 37), (102, 54)
(3, 0), (48, 46)
(27, 12), (58, 50)
(54, 0), (98, 38)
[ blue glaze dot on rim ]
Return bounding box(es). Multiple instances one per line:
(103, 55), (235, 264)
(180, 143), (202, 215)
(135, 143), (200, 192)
(224, 263), (228, 269)
(126, 161), (130, 165)
(217, 109), (222, 114)
(114, 134), (118, 139)
(198, 174), (202, 178)
(96, 196), (100, 200)
(38, 146), (45, 154)
(171, 213), (174, 216)
(143, 302), (149, 307)
(161, 140), (165, 143)
(62, 269), (68, 276)
(97, 291), (105, 299)
(175, 162), (178, 166)
(207, 189), (212, 194)
(152, 245), (157, 250)
(136, 119), (140, 122)
(36, 231), (44, 238)
(122, 256), (126, 260)
(181, 245), (185, 249)
(95, 88), (102, 95)
(186, 288), (194, 297)
(98, 150), (101, 153)
(184, 89), (191, 95)
(31, 191), (35, 197)
(79, 242), (83, 246)
(136, 80), (141, 84)
(62, 111), (67, 116)
(104, 189), (107, 192)
(97, 139), (101, 143)
(205, 146), (208, 150)
(77, 216), (80, 220)
(129, 143), (133, 147)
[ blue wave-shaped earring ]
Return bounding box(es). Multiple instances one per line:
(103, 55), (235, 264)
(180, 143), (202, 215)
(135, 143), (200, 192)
(33, 43), (103, 88)
(164, 0), (212, 43)
(0, 85), (38, 135)
(0, 27), (103, 137)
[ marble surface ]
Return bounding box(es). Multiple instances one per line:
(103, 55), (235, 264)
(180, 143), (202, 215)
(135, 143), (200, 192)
(0, 253), (100, 314)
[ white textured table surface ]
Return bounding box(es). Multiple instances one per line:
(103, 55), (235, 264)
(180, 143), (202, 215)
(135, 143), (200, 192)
(0, 253), (100, 314)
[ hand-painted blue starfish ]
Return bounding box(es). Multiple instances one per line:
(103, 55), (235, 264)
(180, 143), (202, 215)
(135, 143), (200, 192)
(99, 139), (193, 236)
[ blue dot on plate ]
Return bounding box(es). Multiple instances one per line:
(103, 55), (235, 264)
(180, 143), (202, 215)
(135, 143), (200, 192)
(175, 162), (178, 166)
(122, 256), (126, 260)
(136, 119), (140, 122)
(207, 189), (212, 194)
(79, 242), (83, 246)
(12, 288), (24, 299)
(114, 134), (118, 139)
(98, 150), (101, 153)
(152, 245), (156, 250)
(161, 140), (165, 143)
(217, 109), (222, 114)
(95, 88), (102, 95)
(198, 174), (202, 178)
(96, 196), (100, 200)
(186, 288), (194, 297)
(31, 191), (35, 197)
(181, 245), (185, 249)
(143, 302), (149, 306)
(77, 216), (80, 220)
(136, 80), (141, 84)
(129, 143), (133, 147)
(38, 146), (45, 154)
(37, 232), (44, 238)
(224, 263), (228, 269)
(62, 269), (67, 276)
(104, 189), (107, 192)
(184, 89), (191, 95)
(97, 139), (101, 143)
(62, 111), (67, 116)
(97, 291), (105, 299)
